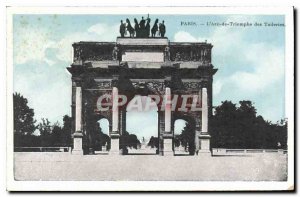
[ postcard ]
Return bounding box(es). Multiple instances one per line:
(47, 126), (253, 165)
(6, 6), (294, 191)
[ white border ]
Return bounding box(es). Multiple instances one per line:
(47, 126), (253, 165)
(6, 6), (294, 191)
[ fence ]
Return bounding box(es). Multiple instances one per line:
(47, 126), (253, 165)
(14, 147), (71, 152)
(212, 148), (287, 156)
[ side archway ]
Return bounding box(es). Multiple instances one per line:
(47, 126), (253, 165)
(172, 113), (196, 155)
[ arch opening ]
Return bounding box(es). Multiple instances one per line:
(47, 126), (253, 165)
(94, 118), (111, 152)
(173, 116), (196, 155)
(124, 95), (159, 155)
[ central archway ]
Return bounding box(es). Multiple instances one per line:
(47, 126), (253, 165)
(124, 95), (159, 155)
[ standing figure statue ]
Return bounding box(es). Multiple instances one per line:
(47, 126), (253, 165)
(164, 46), (170, 61)
(159, 20), (166, 37)
(151, 19), (159, 37)
(139, 17), (146, 29)
(126, 18), (135, 38)
(139, 17), (146, 37)
(145, 18), (151, 38)
(134, 18), (140, 38)
(112, 45), (119, 61)
(119, 20), (126, 38)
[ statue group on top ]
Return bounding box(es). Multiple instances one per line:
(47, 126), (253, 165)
(119, 16), (166, 38)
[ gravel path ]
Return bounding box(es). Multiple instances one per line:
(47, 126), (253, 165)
(14, 152), (287, 181)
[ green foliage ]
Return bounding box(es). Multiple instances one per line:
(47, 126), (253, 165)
(38, 118), (53, 146)
(13, 93), (39, 147)
(174, 122), (195, 155)
(50, 116), (73, 147)
(120, 131), (141, 151)
(61, 115), (72, 146)
(93, 123), (111, 151)
(211, 100), (287, 149)
(147, 136), (159, 148)
(36, 116), (73, 147)
(13, 92), (36, 136)
(38, 118), (52, 136)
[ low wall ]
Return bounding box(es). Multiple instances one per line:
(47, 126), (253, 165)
(212, 148), (287, 156)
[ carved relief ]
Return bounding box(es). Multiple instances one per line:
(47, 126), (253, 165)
(73, 43), (115, 62)
(183, 82), (202, 90)
(73, 42), (212, 64)
(147, 82), (165, 92)
(170, 46), (212, 62)
(97, 81), (112, 89)
(131, 81), (165, 94)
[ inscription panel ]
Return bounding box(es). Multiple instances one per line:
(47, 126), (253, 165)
(122, 52), (164, 62)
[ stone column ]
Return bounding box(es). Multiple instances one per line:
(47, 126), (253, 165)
(165, 88), (171, 133)
(158, 110), (164, 156)
(199, 87), (211, 155)
(72, 86), (83, 155)
(163, 87), (173, 156)
(202, 88), (208, 134)
(110, 86), (120, 155)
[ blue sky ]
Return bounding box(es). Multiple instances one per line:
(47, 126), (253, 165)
(13, 14), (285, 139)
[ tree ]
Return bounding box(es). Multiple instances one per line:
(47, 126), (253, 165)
(179, 122), (195, 155)
(51, 122), (63, 146)
(120, 131), (141, 153)
(61, 115), (72, 146)
(13, 93), (39, 148)
(13, 93), (36, 135)
(148, 136), (159, 148)
(211, 100), (288, 149)
(38, 118), (52, 146)
(93, 122), (111, 151)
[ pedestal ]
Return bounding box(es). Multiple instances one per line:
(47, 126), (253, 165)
(109, 134), (120, 155)
(72, 132), (83, 155)
(163, 138), (173, 156)
(163, 134), (173, 156)
(198, 133), (211, 156)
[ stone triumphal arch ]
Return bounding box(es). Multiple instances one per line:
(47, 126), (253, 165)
(67, 37), (217, 156)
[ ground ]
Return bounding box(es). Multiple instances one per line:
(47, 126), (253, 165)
(14, 152), (287, 181)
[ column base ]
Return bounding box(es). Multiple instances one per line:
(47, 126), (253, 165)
(196, 150), (211, 157)
(109, 133), (120, 155)
(109, 150), (122, 155)
(198, 133), (211, 156)
(163, 137), (173, 156)
(72, 132), (84, 155)
(163, 151), (174, 156)
(88, 148), (95, 155)
(72, 150), (84, 155)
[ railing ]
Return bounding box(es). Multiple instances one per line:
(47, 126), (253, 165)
(212, 148), (287, 156)
(14, 147), (71, 152)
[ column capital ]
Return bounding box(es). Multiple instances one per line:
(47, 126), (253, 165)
(73, 132), (83, 138)
(75, 81), (83, 87)
(199, 133), (211, 139)
(112, 75), (119, 87)
(164, 76), (172, 88)
(162, 133), (173, 139)
(201, 81), (208, 88)
(110, 133), (120, 139)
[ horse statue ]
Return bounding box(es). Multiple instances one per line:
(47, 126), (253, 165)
(134, 18), (140, 38)
(145, 18), (151, 37)
(126, 18), (135, 38)
(151, 19), (159, 37)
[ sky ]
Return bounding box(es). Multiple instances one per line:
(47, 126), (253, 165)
(13, 14), (285, 140)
